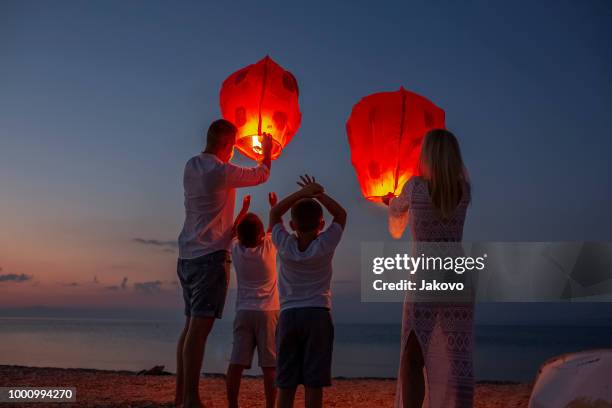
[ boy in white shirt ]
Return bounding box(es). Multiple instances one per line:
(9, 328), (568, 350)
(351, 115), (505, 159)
(269, 174), (347, 408)
(226, 192), (280, 408)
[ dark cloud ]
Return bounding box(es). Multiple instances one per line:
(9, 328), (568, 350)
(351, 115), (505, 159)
(0, 273), (32, 283)
(134, 280), (163, 295)
(133, 238), (178, 249)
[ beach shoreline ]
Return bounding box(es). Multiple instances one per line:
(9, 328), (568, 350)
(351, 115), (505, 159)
(1, 365), (532, 407)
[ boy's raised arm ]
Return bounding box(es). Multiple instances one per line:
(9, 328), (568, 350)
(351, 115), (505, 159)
(267, 192), (278, 232)
(315, 193), (347, 229)
(296, 174), (347, 229)
(269, 178), (324, 228)
(231, 195), (251, 238)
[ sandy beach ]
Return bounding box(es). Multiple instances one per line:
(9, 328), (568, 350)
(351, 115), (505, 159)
(0, 365), (532, 407)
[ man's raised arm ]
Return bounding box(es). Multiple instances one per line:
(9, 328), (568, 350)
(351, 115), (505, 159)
(225, 133), (273, 188)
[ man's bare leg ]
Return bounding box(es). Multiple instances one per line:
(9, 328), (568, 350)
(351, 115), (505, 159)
(277, 387), (297, 408)
(182, 316), (215, 408)
(226, 363), (245, 408)
(305, 387), (322, 408)
(175, 317), (191, 407)
(262, 367), (276, 408)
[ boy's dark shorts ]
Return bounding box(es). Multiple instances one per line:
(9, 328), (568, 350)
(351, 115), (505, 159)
(276, 307), (334, 388)
(177, 250), (230, 319)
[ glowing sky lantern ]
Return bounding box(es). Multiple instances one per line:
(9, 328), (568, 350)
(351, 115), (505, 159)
(346, 87), (446, 202)
(219, 56), (302, 161)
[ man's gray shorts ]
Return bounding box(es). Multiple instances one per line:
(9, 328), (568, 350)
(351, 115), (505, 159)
(276, 307), (334, 388)
(177, 250), (230, 319)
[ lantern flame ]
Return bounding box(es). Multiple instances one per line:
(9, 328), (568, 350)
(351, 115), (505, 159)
(364, 172), (411, 203)
(251, 135), (263, 153)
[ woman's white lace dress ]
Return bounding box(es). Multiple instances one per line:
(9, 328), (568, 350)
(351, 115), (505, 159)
(389, 176), (473, 408)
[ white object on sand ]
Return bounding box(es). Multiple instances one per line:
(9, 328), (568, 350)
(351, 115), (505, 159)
(529, 349), (612, 408)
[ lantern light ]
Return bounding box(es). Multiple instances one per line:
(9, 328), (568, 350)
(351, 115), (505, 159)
(219, 55), (302, 161)
(346, 87), (446, 203)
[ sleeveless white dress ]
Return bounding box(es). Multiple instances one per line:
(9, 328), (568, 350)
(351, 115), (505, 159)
(389, 176), (474, 408)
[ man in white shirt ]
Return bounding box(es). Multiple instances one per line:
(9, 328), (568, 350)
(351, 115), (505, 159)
(175, 119), (272, 408)
(268, 174), (347, 408)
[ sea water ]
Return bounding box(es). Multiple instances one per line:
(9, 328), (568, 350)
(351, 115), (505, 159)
(1, 317), (612, 381)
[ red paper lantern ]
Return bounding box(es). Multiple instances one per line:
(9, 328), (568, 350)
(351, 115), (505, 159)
(219, 56), (302, 161)
(346, 87), (446, 202)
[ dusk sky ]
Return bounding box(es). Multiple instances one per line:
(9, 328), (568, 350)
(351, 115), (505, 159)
(1, 1), (611, 319)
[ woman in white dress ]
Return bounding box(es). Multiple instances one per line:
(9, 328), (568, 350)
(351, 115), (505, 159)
(385, 129), (473, 408)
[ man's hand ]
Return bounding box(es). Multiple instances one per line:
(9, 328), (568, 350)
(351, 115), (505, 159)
(260, 132), (273, 170)
(268, 192), (278, 207)
(297, 174), (324, 197)
(261, 133), (273, 156)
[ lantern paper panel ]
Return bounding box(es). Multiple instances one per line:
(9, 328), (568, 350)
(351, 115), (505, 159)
(219, 56), (302, 161)
(346, 87), (445, 202)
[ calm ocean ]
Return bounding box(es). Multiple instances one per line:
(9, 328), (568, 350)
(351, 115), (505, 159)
(1, 317), (611, 382)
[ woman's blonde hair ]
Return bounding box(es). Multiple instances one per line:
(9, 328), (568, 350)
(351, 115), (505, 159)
(418, 129), (468, 219)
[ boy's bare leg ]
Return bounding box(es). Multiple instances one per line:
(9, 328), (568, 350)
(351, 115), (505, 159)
(226, 363), (245, 408)
(304, 387), (322, 408)
(175, 317), (191, 406)
(277, 387), (297, 408)
(182, 316), (215, 408)
(261, 367), (276, 408)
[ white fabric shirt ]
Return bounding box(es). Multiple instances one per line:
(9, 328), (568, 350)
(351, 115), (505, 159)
(271, 222), (344, 311)
(231, 233), (279, 311)
(178, 153), (270, 259)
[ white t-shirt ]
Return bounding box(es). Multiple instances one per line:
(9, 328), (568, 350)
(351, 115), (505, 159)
(231, 234), (279, 311)
(178, 153), (270, 259)
(271, 222), (344, 311)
